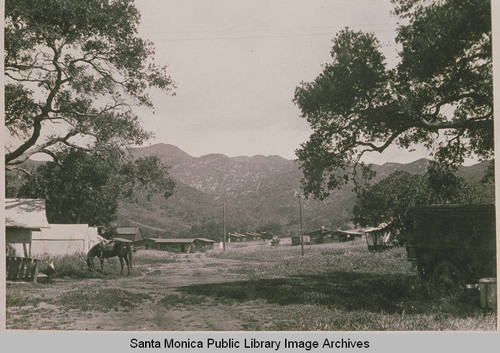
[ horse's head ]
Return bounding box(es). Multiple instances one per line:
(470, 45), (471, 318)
(84, 254), (92, 269)
(85, 245), (100, 269)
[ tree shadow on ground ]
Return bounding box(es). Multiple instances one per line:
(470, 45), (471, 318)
(178, 271), (482, 316)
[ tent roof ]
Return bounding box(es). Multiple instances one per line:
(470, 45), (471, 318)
(5, 198), (50, 230)
(32, 224), (92, 240)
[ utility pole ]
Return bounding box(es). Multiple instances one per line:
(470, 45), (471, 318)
(298, 194), (304, 257)
(222, 202), (226, 252)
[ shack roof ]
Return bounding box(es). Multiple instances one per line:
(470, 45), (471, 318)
(151, 238), (195, 244)
(113, 237), (134, 243)
(116, 227), (142, 235)
(5, 198), (50, 230)
(229, 233), (246, 238)
(194, 238), (217, 243)
(336, 229), (364, 235)
(364, 223), (390, 233)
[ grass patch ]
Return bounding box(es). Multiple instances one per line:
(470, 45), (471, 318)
(53, 288), (150, 312)
(6, 292), (43, 307)
(189, 239), (496, 330)
(158, 293), (208, 308)
(132, 250), (178, 266)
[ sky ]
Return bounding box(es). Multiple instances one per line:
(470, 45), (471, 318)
(131, 0), (430, 164)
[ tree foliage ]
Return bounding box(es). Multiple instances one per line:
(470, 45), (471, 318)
(256, 222), (284, 238)
(294, 0), (493, 199)
(190, 221), (222, 242)
(5, 0), (174, 166)
(353, 163), (482, 242)
(17, 149), (175, 226)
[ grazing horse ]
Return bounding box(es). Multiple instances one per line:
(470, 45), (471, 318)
(86, 240), (133, 275)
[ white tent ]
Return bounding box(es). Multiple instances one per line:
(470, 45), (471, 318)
(30, 224), (103, 257)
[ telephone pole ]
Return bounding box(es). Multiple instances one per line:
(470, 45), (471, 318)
(222, 202), (226, 252)
(298, 194), (304, 257)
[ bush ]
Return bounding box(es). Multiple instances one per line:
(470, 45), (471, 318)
(38, 252), (99, 278)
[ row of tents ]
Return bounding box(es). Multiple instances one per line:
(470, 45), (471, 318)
(5, 199), (397, 259)
(290, 224), (397, 250)
(5, 199), (104, 258)
(5, 199), (218, 258)
(227, 232), (265, 242)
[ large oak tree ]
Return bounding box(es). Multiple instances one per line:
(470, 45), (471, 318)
(17, 149), (175, 226)
(294, 0), (493, 199)
(5, 0), (177, 225)
(5, 0), (174, 166)
(353, 163), (482, 243)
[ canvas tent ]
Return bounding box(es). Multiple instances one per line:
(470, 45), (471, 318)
(364, 223), (396, 251)
(30, 224), (103, 257)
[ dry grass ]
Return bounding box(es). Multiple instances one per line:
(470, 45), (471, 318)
(201, 238), (497, 330)
(53, 288), (150, 312)
(6, 238), (496, 331)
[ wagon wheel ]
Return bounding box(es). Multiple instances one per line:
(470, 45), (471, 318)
(431, 261), (464, 290)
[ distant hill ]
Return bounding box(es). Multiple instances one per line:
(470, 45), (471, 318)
(117, 144), (493, 238)
(6, 144), (491, 238)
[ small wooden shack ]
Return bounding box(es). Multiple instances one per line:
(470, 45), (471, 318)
(145, 238), (194, 252)
(305, 228), (335, 244)
(115, 227), (143, 242)
(193, 238), (217, 251)
(143, 237), (216, 253)
(245, 232), (261, 241)
(291, 235), (311, 246)
(364, 223), (396, 251)
(228, 233), (246, 243)
(5, 199), (50, 283)
(334, 229), (364, 242)
(5, 198), (50, 257)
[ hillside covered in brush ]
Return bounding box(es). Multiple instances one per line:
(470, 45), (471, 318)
(117, 144), (493, 238)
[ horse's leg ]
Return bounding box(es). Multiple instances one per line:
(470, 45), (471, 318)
(124, 253), (130, 276)
(119, 255), (124, 275)
(127, 249), (132, 275)
(100, 257), (105, 274)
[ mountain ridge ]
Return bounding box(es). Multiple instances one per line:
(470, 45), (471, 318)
(119, 144), (492, 238)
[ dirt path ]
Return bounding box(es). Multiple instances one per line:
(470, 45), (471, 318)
(6, 250), (269, 330)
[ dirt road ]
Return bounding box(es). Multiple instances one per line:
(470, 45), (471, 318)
(6, 249), (280, 330)
(6, 241), (497, 331)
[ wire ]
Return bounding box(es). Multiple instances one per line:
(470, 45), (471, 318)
(144, 22), (399, 42)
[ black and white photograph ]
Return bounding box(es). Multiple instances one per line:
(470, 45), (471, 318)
(2, 0), (497, 334)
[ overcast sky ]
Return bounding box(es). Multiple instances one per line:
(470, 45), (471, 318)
(132, 0), (437, 164)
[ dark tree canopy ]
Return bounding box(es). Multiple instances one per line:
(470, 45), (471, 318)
(353, 163), (482, 242)
(5, 0), (174, 166)
(17, 149), (175, 226)
(256, 222), (284, 238)
(294, 0), (493, 199)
